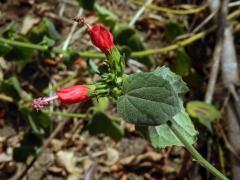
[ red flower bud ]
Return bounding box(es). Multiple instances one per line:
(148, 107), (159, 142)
(57, 85), (91, 104)
(89, 24), (114, 52)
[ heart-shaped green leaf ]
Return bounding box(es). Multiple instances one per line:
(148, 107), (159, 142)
(153, 66), (189, 97)
(117, 72), (181, 125)
(136, 109), (198, 148)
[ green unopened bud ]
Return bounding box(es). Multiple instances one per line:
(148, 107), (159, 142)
(106, 47), (125, 76)
(112, 87), (122, 98)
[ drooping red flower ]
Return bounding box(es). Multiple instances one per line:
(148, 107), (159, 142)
(32, 85), (91, 110)
(73, 17), (114, 53)
(89, 24), (114, 53)
(56, 85), (91, 104)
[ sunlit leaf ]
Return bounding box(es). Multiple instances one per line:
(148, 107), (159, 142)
(186, 101), (221, 131)
(137, 109), (198, 148)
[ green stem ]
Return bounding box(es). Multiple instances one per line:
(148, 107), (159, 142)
(0, 37), (48, 50)
(0, 9), (239, 59)
(132, 0), (207, 15)
(43, 110), (86, 118)
(0, 32), (209, 58)
(167, 121), (228, 180)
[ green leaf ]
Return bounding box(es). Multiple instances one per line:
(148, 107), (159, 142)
(13, 147), (36, 162)
(171, 48), (191, 77)
(19, 108), (51, 134)
(32, 111), (51, 128)
(88, 112), (124, 141)
(20, 108), (43, 134)
(186, 101), (221, 120)
(182, 68), (204, 88)
(13, 132), (42, 162)
(5, 46), (34, 61)
(113, 24), (153, 66)
(2, 35), (34, 61)
(39, 36), (55, 47)
(186, 101), (221, 131)
(43, 18), (60, 40)
(92, 97), (109, 112)
(1, 24), (34, 61)
(77, 0), (95, 10)
(94, 4), (118, 29)
(136, 110), (198, 148)
(0, 43), (13, 56)
(1, 22), (16, 37)
(0, 76), (22, 100)
(117, 72), (181, 125)
(153, 66), (189, 97)
(118, 45), (132, 60)
(27, 18), (59, 43)
(62, 50), (80, 66)
(164, 21), (184, 42)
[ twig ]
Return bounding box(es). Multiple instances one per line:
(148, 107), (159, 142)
(61, 8), (83, 51)
(131, 0), (207, 15)
(229, 1), (240, 8)
(129, 0), (154, 27)
(205, 0), (229, 104)
(59, 1), (66, 17)
(191, 10), (218, 34)
(70, 18), (97, 46)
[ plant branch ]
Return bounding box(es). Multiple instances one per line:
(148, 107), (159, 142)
(0, 37), (48, 50)
(132, 0), (207, 15)
(205, 0), (229, 104)
(167, 120), (228, 180)
(129, 0), (154, 27)
(43, 110), (86, 118)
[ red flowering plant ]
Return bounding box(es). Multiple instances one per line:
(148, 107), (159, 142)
(32, 18), (124, 110)
(29, 18), (226, 179)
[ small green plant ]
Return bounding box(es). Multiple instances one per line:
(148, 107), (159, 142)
(0, 16), (228, 179)
(29, 18), (227, 180)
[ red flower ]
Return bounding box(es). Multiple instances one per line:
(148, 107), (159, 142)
(57, 85), (90, 104)
(73, 17), (114, 52)
(89, 24), (114, 52)
(32, 85), (91, 110)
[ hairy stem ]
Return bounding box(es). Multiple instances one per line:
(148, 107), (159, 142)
(167, 120), (228, 180)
